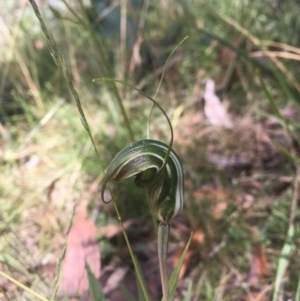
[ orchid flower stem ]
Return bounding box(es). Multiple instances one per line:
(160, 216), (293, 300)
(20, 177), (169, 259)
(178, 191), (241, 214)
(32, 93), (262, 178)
(158, 222), (170, 301)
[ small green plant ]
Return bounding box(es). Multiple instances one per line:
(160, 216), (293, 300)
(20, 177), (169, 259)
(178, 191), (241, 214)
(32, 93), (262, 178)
(97, 38), (190, 300)
(101, 138), (184, 301)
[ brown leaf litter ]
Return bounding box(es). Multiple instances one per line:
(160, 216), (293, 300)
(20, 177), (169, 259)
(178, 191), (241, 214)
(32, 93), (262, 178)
(58, 204), (100, 298)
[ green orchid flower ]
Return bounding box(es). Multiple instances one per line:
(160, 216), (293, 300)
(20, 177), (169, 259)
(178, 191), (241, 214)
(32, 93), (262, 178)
(101, 139), (184, 223)
(101, 138), (184, 300)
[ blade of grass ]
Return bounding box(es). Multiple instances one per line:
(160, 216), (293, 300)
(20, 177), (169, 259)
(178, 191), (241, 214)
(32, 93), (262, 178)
(119, 284), (138, 301)
(257, 66), (300, 255)
(194, 25), (298, 102)
(0, 9), (43, 108)
(256, 69), (300, 145)
(272, 224), (295, 301)
(183, 281), (193, 301)
(0, 254), (30, 277)
(86, 262), (106, 301)
(113, 202), (150, 301)
(256, 71), (285, 123)
(166, 232), (193, 301)
(0, 271), (49, 301)
(271, 139), (300, 165)
(207, 10), (300, 101)
(136, 272), (147, 301)
(215, 11), (300, 95)
(296, 272), (300, 301)
(261, 40), (300, 55)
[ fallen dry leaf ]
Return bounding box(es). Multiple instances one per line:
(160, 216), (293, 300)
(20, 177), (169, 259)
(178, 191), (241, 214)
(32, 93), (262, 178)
(129, 35), (143, 73)
(193, 187), (230, 220)
(248, 243), (269, 283)
(245, 288), (272, 301)
(213, 201), (228, 220)
(58, 205), (101, 297)
(203, 79), (233, 128)
(103, 266), (129, 295)
(97, 220), (135, 239)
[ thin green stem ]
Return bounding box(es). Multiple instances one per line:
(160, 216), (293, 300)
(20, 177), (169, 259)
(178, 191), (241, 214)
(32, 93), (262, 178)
(93, 78), (174, 170)
(158, 222), (170, 301)
(150, 207), (158, 233)
(147, 36), (188, 139)
(113, 202), (150, 301)
(0, 271), (49, 301)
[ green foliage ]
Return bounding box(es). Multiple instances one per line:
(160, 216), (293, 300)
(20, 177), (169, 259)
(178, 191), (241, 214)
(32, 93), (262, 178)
(86, 263), (106, 301)
(120, 284), (138, 301)
(183, 281), (193, 301)
(296, 274), (300, 301)
(167, 233), (192, 301)
(113, 202), (151, 301)
(273, 225), (295, 301)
